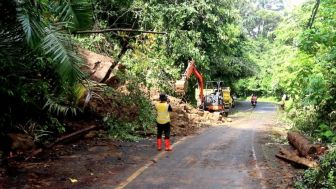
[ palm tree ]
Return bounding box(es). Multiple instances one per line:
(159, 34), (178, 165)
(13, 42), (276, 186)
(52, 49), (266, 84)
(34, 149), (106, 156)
(0, 0), (93, 126)
(16, 0), (93, 83)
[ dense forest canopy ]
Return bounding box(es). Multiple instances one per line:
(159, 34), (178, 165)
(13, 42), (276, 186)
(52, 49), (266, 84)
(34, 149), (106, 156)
(88, 0), (256, 90)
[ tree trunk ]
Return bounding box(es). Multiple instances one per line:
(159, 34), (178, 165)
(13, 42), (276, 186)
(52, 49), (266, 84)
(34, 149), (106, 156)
(276, 147), (318, 168)
(307, 0), (320, 29)
(287, 132), (317, 157)
(100, 40), (129, 83)
(46, 125), (100, 148)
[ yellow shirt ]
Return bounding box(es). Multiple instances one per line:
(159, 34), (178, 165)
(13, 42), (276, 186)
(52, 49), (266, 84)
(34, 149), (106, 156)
(155, 102), (171, 124)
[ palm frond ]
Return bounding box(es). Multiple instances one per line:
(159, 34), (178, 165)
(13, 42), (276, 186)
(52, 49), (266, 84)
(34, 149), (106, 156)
(56, 0), (93, 31)
(42, 27), (84, 83)
(43, 98), (79, 116)
(16, 2), (45, 47)
(0, 26), (24, 60)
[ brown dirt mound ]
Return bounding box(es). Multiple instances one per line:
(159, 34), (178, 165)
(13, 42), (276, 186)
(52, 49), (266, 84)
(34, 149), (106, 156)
(79, 48), (125, 86)
(79, 48), (114, 82)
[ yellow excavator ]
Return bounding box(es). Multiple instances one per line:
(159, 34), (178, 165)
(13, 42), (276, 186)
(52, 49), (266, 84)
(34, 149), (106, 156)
(175, 59), (233, 116)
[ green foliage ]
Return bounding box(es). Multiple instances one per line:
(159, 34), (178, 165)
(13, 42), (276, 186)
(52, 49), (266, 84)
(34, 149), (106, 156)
(236, 1), (336, 187)
(0, 0), (92, 136)
(295, 148), (336, 189)
(238, 0), (285, 38)
(315, 124), (336, 143)
(104, 117), (142, 141)
(269, 2), (336, 188)
(233, 0), (290, 97)
(91, 0), (255, 100)
(281, 0), (336, 141)
(13, 0), (93, 83)
(237, 0), (336, 143)
(126, 77), (156, 134)
(103, 76), (156, 141)
(43, 98), (79, 116)
(287, 105), (321, 135)
(73, 34), (118, 56)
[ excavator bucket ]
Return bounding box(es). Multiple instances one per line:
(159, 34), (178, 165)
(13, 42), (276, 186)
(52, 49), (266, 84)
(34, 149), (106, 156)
(175, 79), (188, 95)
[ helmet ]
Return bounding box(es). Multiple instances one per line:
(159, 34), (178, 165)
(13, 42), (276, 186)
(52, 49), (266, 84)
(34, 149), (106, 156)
(159, 93), (167, 101)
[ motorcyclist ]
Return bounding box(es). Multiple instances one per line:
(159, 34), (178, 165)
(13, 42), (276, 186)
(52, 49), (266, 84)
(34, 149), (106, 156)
(251, 94), (258, 106)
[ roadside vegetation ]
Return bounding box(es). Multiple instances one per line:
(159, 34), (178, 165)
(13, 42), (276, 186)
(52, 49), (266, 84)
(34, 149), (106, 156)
(1, 0), (93, 139)
(235, 0), (336, 187)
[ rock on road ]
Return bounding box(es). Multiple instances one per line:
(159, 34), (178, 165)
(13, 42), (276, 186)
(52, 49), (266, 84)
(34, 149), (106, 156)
(116, 101), (293, 189)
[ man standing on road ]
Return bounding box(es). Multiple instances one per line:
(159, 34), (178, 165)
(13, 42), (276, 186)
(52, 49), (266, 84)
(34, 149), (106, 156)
(155, 93), (173, 151)
(281, 94), (287, 110)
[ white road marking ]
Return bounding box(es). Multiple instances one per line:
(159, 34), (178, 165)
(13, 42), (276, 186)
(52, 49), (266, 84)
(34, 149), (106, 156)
(114, 137), (190, 189)
(251, 114), (266, 189)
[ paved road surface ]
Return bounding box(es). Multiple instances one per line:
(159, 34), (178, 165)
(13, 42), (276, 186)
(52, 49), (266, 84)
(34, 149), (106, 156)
(118, 101), (278, 189)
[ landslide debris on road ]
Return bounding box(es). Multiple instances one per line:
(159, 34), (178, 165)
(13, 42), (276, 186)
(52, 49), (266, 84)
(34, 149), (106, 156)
(79, 48), (229, 137)
(83, 86), (229, 137)
(150, 92), (229, 136)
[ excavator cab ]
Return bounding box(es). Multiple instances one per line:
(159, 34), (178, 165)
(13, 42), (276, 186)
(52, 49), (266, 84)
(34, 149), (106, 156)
(202, 81), (232, 116)
(174, 59), (232, 116)
(203, 81), (224, 111)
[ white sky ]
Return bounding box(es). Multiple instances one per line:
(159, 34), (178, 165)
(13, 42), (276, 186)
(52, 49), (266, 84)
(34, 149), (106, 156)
(283, 0), (306, 8)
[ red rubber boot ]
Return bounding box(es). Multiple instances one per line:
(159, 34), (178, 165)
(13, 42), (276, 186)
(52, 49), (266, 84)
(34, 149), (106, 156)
(165, 139), (172, 151)
(157, 138), (162, 151)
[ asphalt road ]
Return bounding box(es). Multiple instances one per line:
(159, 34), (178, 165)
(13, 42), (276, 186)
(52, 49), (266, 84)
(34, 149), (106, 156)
(121, 101), (279, 189)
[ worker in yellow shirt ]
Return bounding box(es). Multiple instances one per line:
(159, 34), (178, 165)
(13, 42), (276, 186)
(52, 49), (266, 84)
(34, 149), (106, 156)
(155, 93), (173, 151)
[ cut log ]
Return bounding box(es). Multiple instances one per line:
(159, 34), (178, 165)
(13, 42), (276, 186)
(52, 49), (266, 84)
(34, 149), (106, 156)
(287, 132), (317, 157)
(276, 147), (318, 168)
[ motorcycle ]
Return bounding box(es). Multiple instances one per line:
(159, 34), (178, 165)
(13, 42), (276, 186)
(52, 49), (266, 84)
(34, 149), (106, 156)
(251, 100), (257, 108)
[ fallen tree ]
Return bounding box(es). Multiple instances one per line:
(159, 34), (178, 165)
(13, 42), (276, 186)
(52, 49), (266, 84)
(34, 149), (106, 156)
(287, 132), (317, 157)
(46, 125), (100, 149)
(275, 132), (329, 169)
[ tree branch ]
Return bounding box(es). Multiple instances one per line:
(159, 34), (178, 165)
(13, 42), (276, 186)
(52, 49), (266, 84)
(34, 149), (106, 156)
(74, 28), (167, 35)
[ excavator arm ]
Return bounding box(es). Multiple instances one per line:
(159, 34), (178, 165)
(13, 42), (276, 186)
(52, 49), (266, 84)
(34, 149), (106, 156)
(175, 59), (204, 103)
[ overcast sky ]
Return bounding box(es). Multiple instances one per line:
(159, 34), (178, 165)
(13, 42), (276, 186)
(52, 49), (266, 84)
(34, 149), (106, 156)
(284, 0), (306, 8)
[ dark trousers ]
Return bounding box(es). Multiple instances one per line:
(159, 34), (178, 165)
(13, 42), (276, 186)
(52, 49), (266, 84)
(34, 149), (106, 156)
(157, 122), (171, 139)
